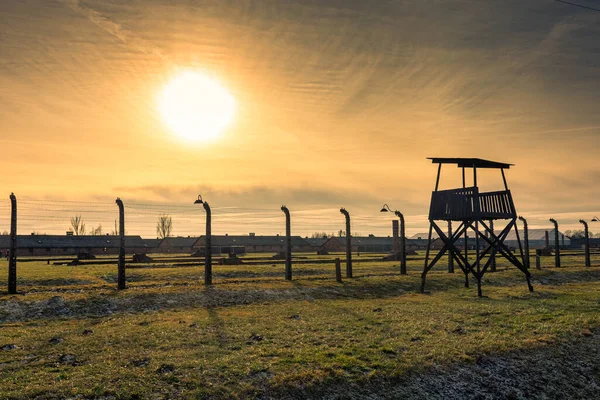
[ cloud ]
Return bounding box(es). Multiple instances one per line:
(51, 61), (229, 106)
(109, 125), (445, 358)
(61, 0), (164, 59)
(112, 183), (387, 210)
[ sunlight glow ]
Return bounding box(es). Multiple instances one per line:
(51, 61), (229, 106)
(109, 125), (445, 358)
(158, 70), (235, 141)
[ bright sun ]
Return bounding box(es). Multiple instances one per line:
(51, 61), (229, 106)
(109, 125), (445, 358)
(158, 71), (235, 141)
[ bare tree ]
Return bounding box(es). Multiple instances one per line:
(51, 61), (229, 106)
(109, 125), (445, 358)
(111, 220), (118, 235)
(310, 232), (329, 239)
(90, 224), (103, 235)
(70, 215), (86, 235)
(156, 214), (173, 239)
(565, 230), (586, 239)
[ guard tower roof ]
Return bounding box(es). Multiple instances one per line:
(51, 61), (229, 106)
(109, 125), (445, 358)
(427, 158), (513, 169)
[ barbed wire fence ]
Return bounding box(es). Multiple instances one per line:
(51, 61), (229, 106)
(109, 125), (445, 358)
(1, 199), (393, 238)
(3, 195), (598, 294)
(1, 195), (404, 293)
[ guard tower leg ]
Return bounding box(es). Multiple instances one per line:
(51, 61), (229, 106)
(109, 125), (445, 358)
(475, 221), (482, 297)
(464, 225), (469, 288)
(447, 221), (454, 273)
(420, 223), (434, 293)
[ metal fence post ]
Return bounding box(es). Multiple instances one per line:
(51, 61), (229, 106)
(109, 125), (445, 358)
(281, 206), (292, 280)
(8, 193), (17, 294)
(340, 208), (352, 278)
(115, 198), (126, 290)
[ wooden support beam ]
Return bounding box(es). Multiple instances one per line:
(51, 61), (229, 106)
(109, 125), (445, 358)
(501, 169), (509, 191)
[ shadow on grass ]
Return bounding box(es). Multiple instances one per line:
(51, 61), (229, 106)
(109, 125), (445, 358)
(259, 329), (600, 400)
(2, 268), (600, 324)
(205, 291), (228, 347)
(18, 278), (94, 287)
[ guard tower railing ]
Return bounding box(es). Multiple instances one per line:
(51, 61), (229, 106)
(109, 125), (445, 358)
(429, 186), (516, 221)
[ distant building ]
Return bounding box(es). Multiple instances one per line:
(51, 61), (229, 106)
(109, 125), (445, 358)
(410, 232), (439, 240)
(570, 237), (600, 249)
(193, 235), (313, 253)
(0, 234), (147, 256)
(304, 237), (329, 251)
(158, 237), (199, 253)
(411, 228), (571, 250)
(505, 228), (570, 249)
(319, 237), (346, 252)
(141, 238), (162, 253)
(308, 236), (425, 253)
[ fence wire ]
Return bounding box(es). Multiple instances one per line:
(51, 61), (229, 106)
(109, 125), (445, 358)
(2, 198), (402, 238)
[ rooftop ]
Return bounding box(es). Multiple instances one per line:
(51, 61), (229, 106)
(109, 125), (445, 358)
(427, 157), (513, 169)
(0, 235), (146, 249)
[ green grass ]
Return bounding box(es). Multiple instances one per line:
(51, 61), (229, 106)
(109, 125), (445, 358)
(0, 252), (599, 399)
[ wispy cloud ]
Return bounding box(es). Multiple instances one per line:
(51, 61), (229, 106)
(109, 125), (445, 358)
(61, 0), (164, 59)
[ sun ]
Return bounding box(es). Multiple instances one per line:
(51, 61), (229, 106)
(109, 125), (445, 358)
(158, 70), (235, 141)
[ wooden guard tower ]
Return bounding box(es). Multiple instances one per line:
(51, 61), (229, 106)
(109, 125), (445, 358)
(421, 158), (533, 296)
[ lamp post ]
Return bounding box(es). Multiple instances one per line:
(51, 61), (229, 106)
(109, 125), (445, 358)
(380, 204), (407, 274)
(579, 219), (591, 268)
(339, 208), (352, 278)
(194, 195), (212, 285)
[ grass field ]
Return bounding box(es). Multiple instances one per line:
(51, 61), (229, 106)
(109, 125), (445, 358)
(1, 252), (599, 399)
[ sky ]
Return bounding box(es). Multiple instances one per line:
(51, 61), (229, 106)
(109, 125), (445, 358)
(0, 0), (599, 238)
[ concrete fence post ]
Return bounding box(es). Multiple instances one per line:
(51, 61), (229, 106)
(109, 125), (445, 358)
(8, 193), (17, 294)
(549, 218), (561, 268)
(518, 216), (530, 270)
(281, 206), (292, 280)
(335, 258), (342, 283)
(115, 198), (126, 290)
(340, 208), (352, 278)
(204, 202), (212, 285)
(580, 219), (591, 268)
(392, 220), (399, 257)
(396, 211), (407, 275)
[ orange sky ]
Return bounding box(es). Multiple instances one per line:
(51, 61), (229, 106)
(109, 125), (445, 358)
(1, 0), (599, 237)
